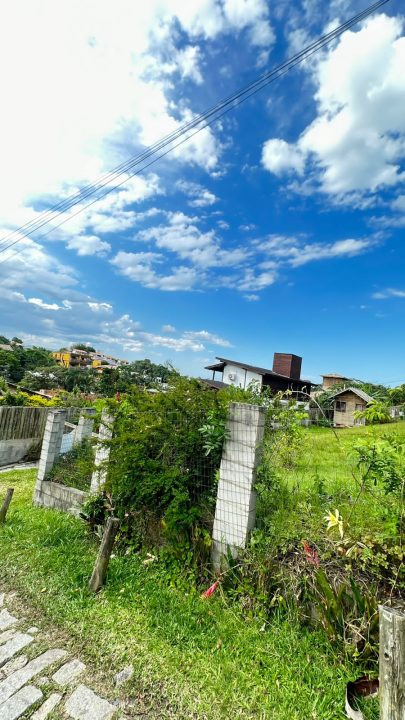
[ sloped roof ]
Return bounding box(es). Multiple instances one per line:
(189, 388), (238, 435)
(332, 387), (373, 403)
(322, 372), (350, 379)
(204, 357), (313, 385)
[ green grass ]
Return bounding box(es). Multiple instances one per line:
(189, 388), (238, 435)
(0, 469), (378, 720)
(257, 421), (405, 546)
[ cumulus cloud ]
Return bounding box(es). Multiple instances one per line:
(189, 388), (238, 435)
(176, 181), (218, 207)
(111, 251), (200, 291)
(66, 235), (111, 257)
(262, 139), (305, 175)
(262, 14), (405, 200)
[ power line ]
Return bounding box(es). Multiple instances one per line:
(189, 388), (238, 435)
(0, 0), (391, 263)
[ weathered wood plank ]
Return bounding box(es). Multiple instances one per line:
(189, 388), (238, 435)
(379, 605), (405, 720)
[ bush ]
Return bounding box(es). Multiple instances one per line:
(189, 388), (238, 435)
(89, 379), (228, 556)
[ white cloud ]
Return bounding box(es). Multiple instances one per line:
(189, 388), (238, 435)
(262, 139), (305, 176)
(258, 234), (375, 267)
(244, 293), (260, 301)
(162, 324), (176, 333)
(392, 195), (405, 212)
(2, 0), (282, 236)
(237, 269), (277, 291)
(288, 238), (375, 267)
(176, 181), (218, 207)
(175, 46), (203, 84)
(222, 0), (274, 46)
(184, 330), (231, 346)
(111, 251), (200, 291)
(66, 235), (111, 257)
(28, 298), (64, 311)
(262, 14), (405, 199)
(372, 288), (405, 300)
(88, 302), (113, 313)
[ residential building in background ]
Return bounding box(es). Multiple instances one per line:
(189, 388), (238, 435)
(322, 373), (350, 390)
(332, 387), (373, 427)
(52, 349), (91, 368)
(52, 348), (129, 371)
(204, 353), (312, 395)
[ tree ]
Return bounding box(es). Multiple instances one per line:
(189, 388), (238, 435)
(71, 343), (95, 352)
(389, 384), (405, 406)
(21, 366), (68, 391)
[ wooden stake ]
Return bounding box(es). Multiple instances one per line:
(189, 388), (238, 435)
(379, 605), (405, 720)
(0, 488), (14, 524)
(89, 517), (119, 593)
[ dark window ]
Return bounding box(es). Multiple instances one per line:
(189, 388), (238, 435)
(336, 400), (346, 412)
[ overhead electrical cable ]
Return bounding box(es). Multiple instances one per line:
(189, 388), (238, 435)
(0, 0), (391, 263)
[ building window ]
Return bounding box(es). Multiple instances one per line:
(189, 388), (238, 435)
(355, 404), (364, 412)
(335, 400), (346, 412)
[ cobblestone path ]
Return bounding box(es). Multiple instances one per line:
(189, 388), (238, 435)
(0, 591), (121, 720)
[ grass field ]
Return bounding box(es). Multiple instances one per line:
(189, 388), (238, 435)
(256, 421), (405, 548)
(0, 463), (382, 720)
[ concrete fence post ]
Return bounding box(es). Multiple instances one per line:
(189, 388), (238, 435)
(73, 408), (96, 446)
(34, 409), (67, 505)
(212, 402), (266, 570)
(90, 409), (114, 494)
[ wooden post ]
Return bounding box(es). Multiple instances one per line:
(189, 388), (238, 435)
(379, 605), (405, 720)
(89, 517), (119, 593)
(0, 488), (14, 524)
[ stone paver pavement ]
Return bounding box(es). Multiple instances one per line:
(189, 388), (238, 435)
(0, 592), (119, 719)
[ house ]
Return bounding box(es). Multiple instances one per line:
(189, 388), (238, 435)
(332, 387), (373, 428)
(204, 353), (312, 395)
(89, 351), (129, 373)
(52, 349), (92, 368)
(322, 373), (350, 390)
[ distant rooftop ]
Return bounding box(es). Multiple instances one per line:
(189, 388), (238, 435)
(205, 356), (313, 384)
(322, 373), (350, 379)
(332, 387), (373, 403)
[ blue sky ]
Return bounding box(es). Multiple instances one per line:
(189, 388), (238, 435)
(0, 0), (405, 385)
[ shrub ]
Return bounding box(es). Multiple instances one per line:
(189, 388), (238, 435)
(93, 379), (228, 553)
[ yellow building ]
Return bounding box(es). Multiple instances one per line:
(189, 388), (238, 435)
(52, 350), (91, 368)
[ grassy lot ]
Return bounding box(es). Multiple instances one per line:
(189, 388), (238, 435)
(0, 467), (379, 720)
(257, 421), (405, 548)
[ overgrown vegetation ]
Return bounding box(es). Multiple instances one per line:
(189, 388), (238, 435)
(84, 379), (228, 574)
(46, 439), (95, 491)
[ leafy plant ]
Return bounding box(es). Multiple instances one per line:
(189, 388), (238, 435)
(354, 400), (392, 425)
(198, 410), (230, 456)
(353, 437), (405, 494)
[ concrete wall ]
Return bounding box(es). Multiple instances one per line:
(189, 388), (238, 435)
(0, 406), (50, 466)
(0, 438), (40, 466)
(33, 480), (88, 517)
